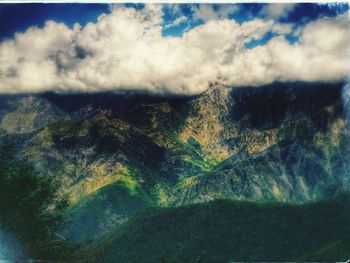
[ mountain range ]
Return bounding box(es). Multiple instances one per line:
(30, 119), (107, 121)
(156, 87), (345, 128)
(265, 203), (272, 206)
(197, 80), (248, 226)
(0, 81), (349, 261)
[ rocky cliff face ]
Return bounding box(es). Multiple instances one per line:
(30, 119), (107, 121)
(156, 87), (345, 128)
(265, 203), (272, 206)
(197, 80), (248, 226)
(171, 82), (350, 204)
(0, 82), (348, 244)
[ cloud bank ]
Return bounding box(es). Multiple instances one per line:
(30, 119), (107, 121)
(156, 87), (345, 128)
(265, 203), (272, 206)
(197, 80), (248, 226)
(0, 4), (349, 95)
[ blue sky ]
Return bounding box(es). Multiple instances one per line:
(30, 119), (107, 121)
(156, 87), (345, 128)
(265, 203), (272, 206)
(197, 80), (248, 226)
(0, 3), (348, 41)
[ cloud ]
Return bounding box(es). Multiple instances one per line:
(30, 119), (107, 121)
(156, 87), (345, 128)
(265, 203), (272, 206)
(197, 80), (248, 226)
(260, 4), (296, 19)
(0, 4), (348, 95)
(164, 16), (188, 29)
(192, 4), (239, 22)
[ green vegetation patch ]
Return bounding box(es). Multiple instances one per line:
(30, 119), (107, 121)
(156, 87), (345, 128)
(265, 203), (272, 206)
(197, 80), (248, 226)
(91, 196), (350, 263)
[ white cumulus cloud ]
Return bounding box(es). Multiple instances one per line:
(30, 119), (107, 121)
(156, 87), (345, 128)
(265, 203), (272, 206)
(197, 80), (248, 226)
(0, 4), (348, 95)
(191, 4), (239, 22)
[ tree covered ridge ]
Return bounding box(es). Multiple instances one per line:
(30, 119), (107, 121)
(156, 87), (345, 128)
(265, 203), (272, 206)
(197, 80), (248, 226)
(0, 136), (74, 260)
(90, 196), (350, 263)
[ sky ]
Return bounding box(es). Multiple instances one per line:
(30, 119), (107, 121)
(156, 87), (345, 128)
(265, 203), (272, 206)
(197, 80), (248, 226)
(0, 3), (349, 94)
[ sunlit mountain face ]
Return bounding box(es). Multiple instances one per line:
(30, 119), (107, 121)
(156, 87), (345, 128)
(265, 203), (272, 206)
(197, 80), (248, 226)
(0, 3), (349, 262)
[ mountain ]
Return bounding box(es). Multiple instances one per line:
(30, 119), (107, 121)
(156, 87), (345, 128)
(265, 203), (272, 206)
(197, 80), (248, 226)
(0, 81), (349, 250)
(88, 196), (350, 263)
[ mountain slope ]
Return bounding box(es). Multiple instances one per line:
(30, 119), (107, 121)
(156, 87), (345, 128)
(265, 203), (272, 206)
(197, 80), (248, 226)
(0, 82), (348, 245)
(89, 196), (350, 263)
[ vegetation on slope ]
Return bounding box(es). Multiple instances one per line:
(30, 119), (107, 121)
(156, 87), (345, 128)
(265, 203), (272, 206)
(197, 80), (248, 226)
(0, 137), (74, 260)
(90, 195), (350, 263)
(63, 168), (153, 244)
(0, 82), (349, 252)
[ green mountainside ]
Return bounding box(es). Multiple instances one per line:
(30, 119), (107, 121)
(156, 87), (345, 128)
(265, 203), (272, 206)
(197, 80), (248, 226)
(0, 82), (349, 260)
(89, 196), (350, 263)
